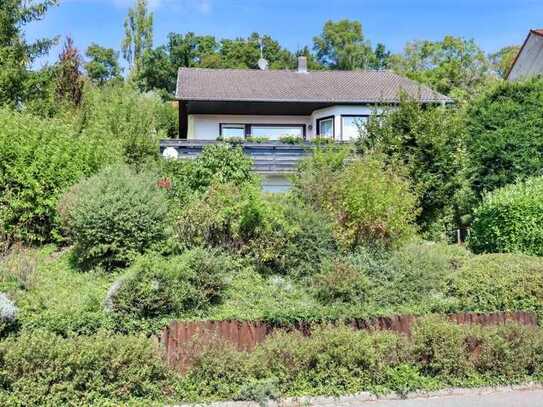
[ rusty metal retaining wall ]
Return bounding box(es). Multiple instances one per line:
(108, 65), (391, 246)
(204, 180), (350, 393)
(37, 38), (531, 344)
(159, 311), (537, 372)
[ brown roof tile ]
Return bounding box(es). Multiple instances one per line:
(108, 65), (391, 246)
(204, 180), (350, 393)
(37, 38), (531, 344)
(176, 68), (452, 104)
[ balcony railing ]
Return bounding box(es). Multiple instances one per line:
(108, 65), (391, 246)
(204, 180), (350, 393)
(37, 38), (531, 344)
(160, 139), (319, 174)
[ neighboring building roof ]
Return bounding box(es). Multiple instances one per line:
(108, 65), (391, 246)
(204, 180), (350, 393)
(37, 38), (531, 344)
(507, 29), (543, 81)
(176, 68), (452, 104)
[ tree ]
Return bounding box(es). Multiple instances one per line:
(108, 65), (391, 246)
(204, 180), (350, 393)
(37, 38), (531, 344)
(364, 97), (471, 236)
(372, 43), (391, 69)
(85, 43), (121, 85)
(391, 35), (491, 99)
(0, 0), (58, 107)
(137, 32), (296, 95)
(313, 19), (375, 70)
(489, 45), (520, 79)
(56, 36), (84, 106)
(122, 0), (153, 75)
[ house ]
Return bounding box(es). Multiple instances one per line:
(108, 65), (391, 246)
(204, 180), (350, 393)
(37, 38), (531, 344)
(174, 57), (451, 141)
(507, 29), (543, 81)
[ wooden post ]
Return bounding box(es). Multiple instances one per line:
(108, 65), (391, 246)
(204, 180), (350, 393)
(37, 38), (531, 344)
(178, 101), (188, 139)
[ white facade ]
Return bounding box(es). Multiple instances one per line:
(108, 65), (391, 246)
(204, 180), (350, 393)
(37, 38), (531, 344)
(187, 105), (379, 141)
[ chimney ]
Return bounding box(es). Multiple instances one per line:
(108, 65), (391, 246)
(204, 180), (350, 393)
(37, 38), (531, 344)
(297, 56), (308, 73)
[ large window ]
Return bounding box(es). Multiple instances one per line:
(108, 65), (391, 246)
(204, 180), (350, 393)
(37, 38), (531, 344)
(317, 116), (334, 138)
(220, 124), (245, 138)
(341, 115), (369, 140)
(250, 125), (304, 140)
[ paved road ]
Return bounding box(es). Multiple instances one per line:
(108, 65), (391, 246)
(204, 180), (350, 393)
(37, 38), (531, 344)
(334, 389), (543, 407)
(180, 387), (543, 407)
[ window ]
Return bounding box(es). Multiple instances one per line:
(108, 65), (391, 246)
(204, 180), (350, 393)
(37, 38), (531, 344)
(250, 125), (304, 140)
(220, 124), (245, 138)
(341, 115), (369, 140)
(317, 116), (334, 138)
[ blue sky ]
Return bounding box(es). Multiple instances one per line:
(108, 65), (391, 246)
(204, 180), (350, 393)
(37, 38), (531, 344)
(27, 0), (543, 67)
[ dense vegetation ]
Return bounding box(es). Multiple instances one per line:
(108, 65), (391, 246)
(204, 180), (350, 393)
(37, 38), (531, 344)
(1, 0), (543, 405)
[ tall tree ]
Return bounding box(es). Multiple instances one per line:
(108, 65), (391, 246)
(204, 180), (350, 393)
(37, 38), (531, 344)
(56, 36), (84, 106)
(313, 19), (375, 70)
(372, 43), (391, 69)
(0, 0), (58, 107)
(85, 43), (121, 85)
(122, 0), (153, 75)
(391, 35), (491, 99)
(489, 45), (520, 79)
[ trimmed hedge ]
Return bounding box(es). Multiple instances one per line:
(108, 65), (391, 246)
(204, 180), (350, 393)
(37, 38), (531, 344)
(466, 77), (543, 197)
(469, 176), (543, 256)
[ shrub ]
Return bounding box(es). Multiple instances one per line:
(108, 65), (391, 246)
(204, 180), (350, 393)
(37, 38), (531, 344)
(312, 259), (370, 304)
(109, 249), (233, 319)
(59, 165), (169, 271)
(466, 77), (543, 197)
(292, 146), (349, 211)
(176, 183), (335, 276)
(0, 245), (38, 291)
(411, 317), (474, 379)
(448, 253), (543, 320)
(161, 143), (256, 205)
(0, 108), (119, 244)
(474, 323), (541, 381)
(279, 135), (304, 145)
(177, 322), (543, 401)
(77, 83), (177, 167)
(361, 242), (470, 310)
(0, 330), (175, 405)
(469, 176), (543, 256)
(330, 156), (418, 250)
(365, 97), (471, 236)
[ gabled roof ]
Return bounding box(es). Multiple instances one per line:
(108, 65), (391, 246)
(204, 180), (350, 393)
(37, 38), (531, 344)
(175, 68), (452, 104)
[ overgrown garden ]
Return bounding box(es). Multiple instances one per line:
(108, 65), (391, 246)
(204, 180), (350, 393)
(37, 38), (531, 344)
(2, 0), (543, 405)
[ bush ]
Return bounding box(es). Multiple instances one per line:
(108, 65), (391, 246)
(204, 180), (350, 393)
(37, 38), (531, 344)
(59, 165), (169, 271)
(449, 253), (543, 320)
(330, 156), (418, 250)
(0, 330), (175, 405)
(292, 146), (349, 211)
(109, 249), (233, 319)
(77, 83), (177, 167)
(469, 177), (543, 256)
(466, 77), (543, 197)
(312, 259), (370, 304)
(0, 108), (119, 244)
(365, 97), (471, 236)
(411, 317), (474, 379)
(161, 143), (256, 205)
(361, 242), (470, 310)
(176, 183), (335, 276)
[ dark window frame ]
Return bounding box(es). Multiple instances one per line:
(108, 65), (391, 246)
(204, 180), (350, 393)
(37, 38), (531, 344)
(340, 114), (370, 140)
(219, 123), (246, 137)
(220, 123), (307, 139)
(316, 115), (335, 139)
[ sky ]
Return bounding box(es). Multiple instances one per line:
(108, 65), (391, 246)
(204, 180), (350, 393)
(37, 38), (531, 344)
(26, 0), (543, 68)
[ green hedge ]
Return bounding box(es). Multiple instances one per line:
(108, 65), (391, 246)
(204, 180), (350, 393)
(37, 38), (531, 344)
(178, 319), (543, 402)
(469, 176), (543, 256)
(0, 109), (119, 245)
(0, 330), (175, 406)
(466, 77), (543, 197)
